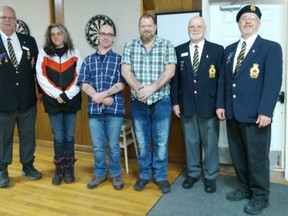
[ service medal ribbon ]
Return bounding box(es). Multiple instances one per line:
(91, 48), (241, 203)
(227, 52), (235, 64)
(180, 60), (184, 71)
(1, 53), (8, 63)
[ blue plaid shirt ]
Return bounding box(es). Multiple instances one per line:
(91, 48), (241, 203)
(121, 36), (177, 105)
(77, 50), (125, 117)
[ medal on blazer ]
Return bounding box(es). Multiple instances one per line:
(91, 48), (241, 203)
(27, 50), (31, 60)
(1, 53), (8, 63)
(250, 63), (260, 79)
(209, 64), (216, 78)
(180, 60), (184, 71)
(22, 45), (31, 60)
(31, 57), (35, 68)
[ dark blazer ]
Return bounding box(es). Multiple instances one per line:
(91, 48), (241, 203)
(171, 40), (224, 118)
(216, 35), (282, 123)
(0, 33), (38, 112)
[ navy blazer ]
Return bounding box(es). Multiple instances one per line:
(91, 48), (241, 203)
(0, 33), (38, 111)
(171, 40), (224, 118)
(216, 35), (282, 123)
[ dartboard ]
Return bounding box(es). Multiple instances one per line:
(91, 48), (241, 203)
(16, 19), (30, 35)
(85, 14), (116, 48)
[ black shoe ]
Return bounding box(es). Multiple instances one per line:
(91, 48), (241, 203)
(204, 178), (216, 193)
(0, 166), (10, 188)
(22, 164), (42, 180)
(157, 180), (171, 194)
(244, 198), (269, 215)
(226, 190), (252, 201)
(182, 176), (199, 189)
(133, 178), (151, 191)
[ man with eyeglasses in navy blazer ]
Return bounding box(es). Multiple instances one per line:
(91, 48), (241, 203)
(0, 6), (42, 188)
(216, 5), (282, 215)
(171, 16), (224, 194)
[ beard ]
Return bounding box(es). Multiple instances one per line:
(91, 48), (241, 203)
(141, 31), (155, 42)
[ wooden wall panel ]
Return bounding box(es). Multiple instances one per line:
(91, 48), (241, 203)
(36, 104), (53, 141)
(159, 0), (182, 12)
(182, 0), (193, 10)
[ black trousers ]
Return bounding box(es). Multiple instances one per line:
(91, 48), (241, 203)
(226, 118), (271, 201)
(0, 106), (36, 165)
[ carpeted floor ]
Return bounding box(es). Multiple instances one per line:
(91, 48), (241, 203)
(147, 172), (288, 216)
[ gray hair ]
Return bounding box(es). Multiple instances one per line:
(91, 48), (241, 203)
(43, 23), (74, 52)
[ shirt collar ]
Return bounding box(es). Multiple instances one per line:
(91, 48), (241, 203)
(138, 36), (160, 47)
(190, 39), (205, 50)
(240, 33), (258, 47)
(0, 30), (17, 41)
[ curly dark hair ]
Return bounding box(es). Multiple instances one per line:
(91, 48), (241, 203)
(43, 23), (74, 55)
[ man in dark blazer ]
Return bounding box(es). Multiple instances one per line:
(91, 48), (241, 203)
(0, 6), (42, 188)
(171, 16), (224, 193)
(216, 5), (282, 215)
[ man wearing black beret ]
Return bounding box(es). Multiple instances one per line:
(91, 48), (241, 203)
(216, 5), (282, 215)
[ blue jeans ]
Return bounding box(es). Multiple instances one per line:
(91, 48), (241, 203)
(88, 115), (123, 177)
(131, 95), (171, 182)
(49, 112), (77, 161)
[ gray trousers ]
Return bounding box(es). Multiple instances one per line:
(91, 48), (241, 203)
(181, 114), (219, 179)
(0, 106), (36, 165)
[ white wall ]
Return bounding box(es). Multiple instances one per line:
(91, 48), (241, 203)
(64, 0), (142, 58)
(0, 0), (50, 49)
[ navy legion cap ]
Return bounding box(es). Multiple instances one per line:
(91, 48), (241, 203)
(236, 5), (262, 22)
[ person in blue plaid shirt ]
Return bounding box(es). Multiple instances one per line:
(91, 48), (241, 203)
(121, 14), (177, 194)
(77, 24), (125, 191)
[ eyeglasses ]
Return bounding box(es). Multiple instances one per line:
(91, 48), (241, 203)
(98, 32), (114, 38)
(239, 16), (259, 22)
(51, 32), (63, 37)
(188, 25), (204, 30)
(0, 16), (16, 21)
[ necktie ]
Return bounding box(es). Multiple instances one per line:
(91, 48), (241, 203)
(193, 45), (199, 75)
(234, 41), (246, 75)
(7, 38), (18, 69)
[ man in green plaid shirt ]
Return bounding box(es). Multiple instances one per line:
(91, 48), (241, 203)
(121, 14), (176, 194)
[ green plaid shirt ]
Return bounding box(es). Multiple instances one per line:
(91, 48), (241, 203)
(121, 36), (177, 105)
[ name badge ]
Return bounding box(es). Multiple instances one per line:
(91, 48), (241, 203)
(181, 52), (188, 57)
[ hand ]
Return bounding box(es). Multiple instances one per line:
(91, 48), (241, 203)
(102, 97), (113, 106)
(91, 92), (105, 104)
(56, 96), (65, 104)
(256, 114), (272, 128)
(216, 108), (225, 121)
(137, 85), (154, 103)
(172, 105), (181, 118)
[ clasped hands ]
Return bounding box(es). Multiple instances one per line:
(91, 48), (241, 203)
(91, 92), (113, 106)
(137, 85), (154, 103)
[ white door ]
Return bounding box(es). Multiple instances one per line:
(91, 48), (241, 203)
(206, 1), (287, 170)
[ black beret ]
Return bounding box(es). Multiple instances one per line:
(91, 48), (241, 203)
(236, 5), (262, 22)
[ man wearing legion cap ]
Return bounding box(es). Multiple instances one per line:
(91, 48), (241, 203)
(216, 5), (282, 215)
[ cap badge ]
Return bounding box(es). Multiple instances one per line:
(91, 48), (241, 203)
(250, 5), (256, 11)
